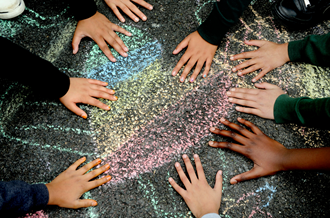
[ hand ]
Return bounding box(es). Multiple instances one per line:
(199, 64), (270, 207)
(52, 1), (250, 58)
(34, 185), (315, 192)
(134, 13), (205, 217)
(45, 157), (111, 208)
(168, 154), (222, 218)
(72, 11), (131, 62)
(209, 118), (289, 184)
(172, 31), (218, 83)
(230, 40), (289, 82)
(226, 82), (285, 119)
(104, 0), (153, 22)
(59, 78), (118, 119)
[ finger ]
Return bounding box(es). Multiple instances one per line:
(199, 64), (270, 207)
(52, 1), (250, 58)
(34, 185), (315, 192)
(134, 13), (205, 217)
(77, 159), (102, 175)
(125, 2), (147, 21)
(95, 38), (116, 62)
(230, 167), (264, 184)
(84, 97), (111, 110)
(235, 106), (263, 117)
(252, 68), (270, 82)
(108, 4), (126, 22)
(69, 157), (87, 170)
(180, 58), (197, 83)
(232, 59), (257, 73)
(168, 177), (186, 197)
(87, 78), (108, 87)
(87, 175), (112, 190)
(244, 39), (267, 47)
(228, 97), (258, 108)
(111, 24), (132, 37)
(104, 33), (127, 57)
(230, 50), (256, 61)
(219, 117), (255, 138)
(208, 141), (246, 154)
(172, 53), (190, 78)
(90, 89), (117, 101)
(65, 102), (88, 119)
(213, 170), (223, 193)
(228, 87), (260, 95)
(90, 84), (116, 96)
(226, 89), (257, 101)
(120, 4), (140, 22)
(72, 31), (84, 54)
(85, 164), (110, 181)
(189, 59), (204, 83)
(237, 117), (263, 135)
(182, 154), (198, 183)
(132, 0), (153, 10)
(173, 37), (189, 55)
(201, 57), (212, 78)
(237, 64), (261, 76)
(254, 82), (279, 90)
(193, 154), (206, 181)
(73, 199), (98, 209)
(175, 162), (191, 188)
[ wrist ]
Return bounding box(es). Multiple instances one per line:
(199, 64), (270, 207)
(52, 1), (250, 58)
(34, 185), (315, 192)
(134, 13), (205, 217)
(45, 183), (56, 205)
(280, 42), (290, 62)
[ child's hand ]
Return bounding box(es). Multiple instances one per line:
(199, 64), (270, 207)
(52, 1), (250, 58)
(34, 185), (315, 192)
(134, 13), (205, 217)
(209, 118), (289, 184)
(230, 40), (289, 82)
(226, 82), (285, 119)
(169, 154), (222, 218)
(104, 0), (153, 22)
(45, 157), (111, 208)
(172, 31), (218, 83)
(59, 78), (117, 119)
(72, 11), (131, 62)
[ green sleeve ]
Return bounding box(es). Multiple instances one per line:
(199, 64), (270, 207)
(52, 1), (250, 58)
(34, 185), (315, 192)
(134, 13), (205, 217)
(197, 0), (252, 45)
(274, 94), (330, 129)
(288, 33), (330, 67)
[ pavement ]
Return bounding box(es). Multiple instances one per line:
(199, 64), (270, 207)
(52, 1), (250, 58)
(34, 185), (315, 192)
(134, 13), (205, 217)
(1, 0), (330, 217)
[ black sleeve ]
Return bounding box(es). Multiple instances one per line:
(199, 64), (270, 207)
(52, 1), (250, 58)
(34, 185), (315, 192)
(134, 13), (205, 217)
(69, 0), (97, 20)
(0, 36), (70, 99)
(197, 0), (252, 45)
(0, 181), (49, 217)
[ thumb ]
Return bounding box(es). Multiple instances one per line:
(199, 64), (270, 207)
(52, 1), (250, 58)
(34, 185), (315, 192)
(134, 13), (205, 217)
(74, 199), (98, 208)
(61, 101), (87, 119)
(173, 37), (189, 54)
(213, 170), (223, 192)
(230, 167), (262, 184)
(254, 82), (278, 90)
(72, 31), (84, 54)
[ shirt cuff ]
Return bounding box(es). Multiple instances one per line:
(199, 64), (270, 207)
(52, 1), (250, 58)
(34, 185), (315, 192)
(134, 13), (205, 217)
(201, 213), (221, 218)
(69, 0), (97, 21)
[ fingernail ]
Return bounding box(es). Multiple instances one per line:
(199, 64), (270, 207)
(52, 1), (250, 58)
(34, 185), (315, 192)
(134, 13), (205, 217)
(238, 72), (242, 76)
(180, 78), (184, 82)
(142, 16), (147, 21)
(92, 202), (97, 206)
(107, 106), (111, 110)
(115, 96), (118, 100)
(236, 106), (240, 110)
(209, 141), (214, 146)
(210, 127), (215, 131)
(112, 90), (116, 94)
(173, 49), (177, 53)
(149, 6), (153, 10)
(232, 67), (236, 72)
(81, 114), (87, 119)
(226, 91), (231, 95)
(128, 32), (132, 36)
(105, 164), (110, 169)
(175, 162), (180, 167)
(124, 47), (128, 52)
(172, 71), (176, 76)
(105, 82), (108, 86)
(231, 179), (237, 184)
(230, 88), (236, 91)
(107, 175), (112, 181)
(228, 98), (233, 102)
(193, 154), (198, 158)
(252, 79), (256, 82)
(121, 19), (125, 22)
(203, 74), (206, 78)
(218, 170), (222, 176)
(230, 56), (234, 60)
(135, 18), (139, 22)
(220, 118), (225, 122)
(237, 117), (242, 120)
(123, 53), (128, 57)
(168, 177), (173, 182)
(190, 78), (194, 82)
(96, 159), (101, 163)
(182, 154), (188, 159)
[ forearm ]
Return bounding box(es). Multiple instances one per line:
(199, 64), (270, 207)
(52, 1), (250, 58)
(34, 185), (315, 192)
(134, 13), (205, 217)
(284, 147), (330, 171)
(0, 37), (70, 99)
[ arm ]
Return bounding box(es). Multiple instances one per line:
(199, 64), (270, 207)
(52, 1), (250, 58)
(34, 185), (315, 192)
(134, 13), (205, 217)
(172, 0), (251, 82)
(274, 94), (330, 129)
(0, 181), (48, 217)
(209, 118), (330, 184)
(288, 33), (330, 66)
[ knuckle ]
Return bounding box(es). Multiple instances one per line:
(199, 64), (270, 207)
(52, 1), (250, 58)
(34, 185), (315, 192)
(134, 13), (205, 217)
(226, 142), (232, 148)
(230, 132), (236, 138)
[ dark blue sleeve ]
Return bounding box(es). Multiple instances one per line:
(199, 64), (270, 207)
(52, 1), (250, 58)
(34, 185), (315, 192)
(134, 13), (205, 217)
(0, 181), (49, 217)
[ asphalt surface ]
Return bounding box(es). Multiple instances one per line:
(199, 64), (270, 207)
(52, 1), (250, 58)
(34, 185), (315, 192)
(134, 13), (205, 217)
(1, 0), (330, 217)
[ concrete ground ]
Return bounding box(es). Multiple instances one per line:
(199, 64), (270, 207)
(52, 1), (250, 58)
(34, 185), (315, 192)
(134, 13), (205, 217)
(1, 0), (330, 217)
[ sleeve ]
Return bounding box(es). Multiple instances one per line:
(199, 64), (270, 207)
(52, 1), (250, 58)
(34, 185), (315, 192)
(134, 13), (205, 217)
(288, 33), (330, 67)
(197, 0), (252, 45)
(201, 213), (221, 218)
(274, 94), (330, 129)
(69, 0), (97, 21)
(0, 36), (70, 99)
(0, 181), (49, 217)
